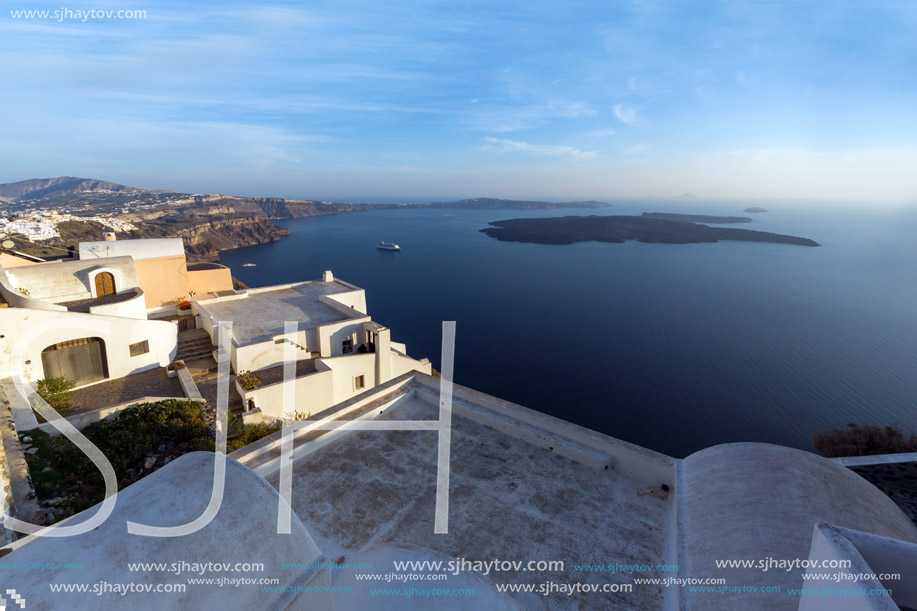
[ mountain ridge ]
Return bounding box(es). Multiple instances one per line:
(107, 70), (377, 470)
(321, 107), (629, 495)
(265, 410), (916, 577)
(0, 176), (157, 203)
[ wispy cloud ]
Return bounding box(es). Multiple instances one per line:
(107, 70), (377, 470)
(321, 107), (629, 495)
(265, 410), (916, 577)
(613, 104), (640, 125)
(1, 0), (914, 200)
(482, 137), (597, 158)
(623, 143), (650, 154)
(466, 102), (597, 132)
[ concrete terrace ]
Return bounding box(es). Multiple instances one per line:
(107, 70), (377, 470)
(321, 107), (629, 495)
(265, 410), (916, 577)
(195, 281), (366, 345)
(70, 367), (184, 414)
(232, 373), (676, 610)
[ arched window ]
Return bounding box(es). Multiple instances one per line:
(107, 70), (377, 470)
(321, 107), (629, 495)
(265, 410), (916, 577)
(95, 271), (116, 296)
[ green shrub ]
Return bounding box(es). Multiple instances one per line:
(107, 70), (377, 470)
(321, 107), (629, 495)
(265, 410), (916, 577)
(812, 423), (917, 458)
(36, 376), (76, 413)
(29, 399), (214, 514)
(227, 418), (281, 452)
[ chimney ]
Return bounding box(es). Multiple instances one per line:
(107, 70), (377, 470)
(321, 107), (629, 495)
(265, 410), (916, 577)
(103, 232), (117, 242)
(322, 270), (334, 283)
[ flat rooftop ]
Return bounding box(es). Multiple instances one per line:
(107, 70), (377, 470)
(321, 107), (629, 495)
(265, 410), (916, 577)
(195, 281), (366, 345)
(245, 376), (675, 610)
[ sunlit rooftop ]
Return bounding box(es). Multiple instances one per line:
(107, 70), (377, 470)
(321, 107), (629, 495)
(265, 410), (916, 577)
(194, 280), (367, 345)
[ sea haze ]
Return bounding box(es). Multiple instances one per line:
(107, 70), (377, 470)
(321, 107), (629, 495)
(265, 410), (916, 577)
(220, 201), (917, 458)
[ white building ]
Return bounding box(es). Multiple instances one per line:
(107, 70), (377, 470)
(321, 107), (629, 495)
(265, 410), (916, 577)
(0, 238), (430, 429)
(192, 270), (431, 421)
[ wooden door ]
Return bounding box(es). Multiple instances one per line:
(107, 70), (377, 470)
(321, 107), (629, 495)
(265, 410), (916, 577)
(41, 338), (107, 385)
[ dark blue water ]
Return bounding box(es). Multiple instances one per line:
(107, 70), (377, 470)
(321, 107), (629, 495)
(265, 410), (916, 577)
(220, 202), (917, 458)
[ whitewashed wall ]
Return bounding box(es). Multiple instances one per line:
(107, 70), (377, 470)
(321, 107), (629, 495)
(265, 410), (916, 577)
(240, 366), (335, 420)
(0, 308), (177, 383)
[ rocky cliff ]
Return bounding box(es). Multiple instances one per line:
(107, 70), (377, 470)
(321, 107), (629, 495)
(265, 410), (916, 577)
(252, 197), (386, 219)
(126, 213), (289, 261)
(7, 214), (287, 262)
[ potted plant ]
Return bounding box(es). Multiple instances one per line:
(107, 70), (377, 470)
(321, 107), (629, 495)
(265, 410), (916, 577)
(167, 360), (186, 378)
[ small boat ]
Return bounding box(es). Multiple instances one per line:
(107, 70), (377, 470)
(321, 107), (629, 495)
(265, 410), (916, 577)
(242, 263), (257, 267)
(377, 241), (400, 251)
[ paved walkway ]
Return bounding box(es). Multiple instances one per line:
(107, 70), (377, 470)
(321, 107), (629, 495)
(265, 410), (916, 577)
(70, 368), (184, 414)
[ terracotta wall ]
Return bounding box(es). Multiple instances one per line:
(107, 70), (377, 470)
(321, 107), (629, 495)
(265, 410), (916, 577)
(133, 255), (190, 307)
(188, 266), (233, 296)
(0, 252), (58, 268)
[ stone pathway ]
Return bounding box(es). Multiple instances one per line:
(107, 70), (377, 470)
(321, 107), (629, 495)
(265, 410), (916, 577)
(189, 359), (245, 431)
(71, 368), (184, 414)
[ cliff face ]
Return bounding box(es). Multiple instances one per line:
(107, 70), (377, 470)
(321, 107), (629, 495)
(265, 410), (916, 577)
(8, 214), (288, 262)
(179, 214), (289, 261)
(126, 214), (288, 261)
(252, 198), (382, 219)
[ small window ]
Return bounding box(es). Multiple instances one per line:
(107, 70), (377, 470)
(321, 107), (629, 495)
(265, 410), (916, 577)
(129, 340), (150, 357)
(354, 375), (365, 390)
(342, 339), (353, 354)
(95, 271), (116, 296)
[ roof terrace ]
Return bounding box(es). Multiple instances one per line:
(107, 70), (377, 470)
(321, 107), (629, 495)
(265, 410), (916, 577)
(232, 372), (677, 610)
(194, 281), (367, 345)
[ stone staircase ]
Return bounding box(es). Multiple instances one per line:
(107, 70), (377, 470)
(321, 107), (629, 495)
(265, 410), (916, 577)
(191, 369), (245, 415)
(175, 329), (245, 418)
(175, 329), (215, 362)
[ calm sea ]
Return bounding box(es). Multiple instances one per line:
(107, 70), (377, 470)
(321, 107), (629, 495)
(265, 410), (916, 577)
(219, 201), (917, 458)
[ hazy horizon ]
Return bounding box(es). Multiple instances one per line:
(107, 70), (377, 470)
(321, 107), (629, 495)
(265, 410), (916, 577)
(6, 175), (915, 209)
(2, 0), (915, 204)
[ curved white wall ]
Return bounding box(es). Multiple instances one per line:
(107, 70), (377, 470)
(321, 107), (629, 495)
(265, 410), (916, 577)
(0, 269), (66, 311)
(88, 288), (148, 320)
(679, 443), (917, 611)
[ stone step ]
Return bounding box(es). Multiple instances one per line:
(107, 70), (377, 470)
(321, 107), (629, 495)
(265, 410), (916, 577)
(178, 339), (213, 348)
(177, 348), (215, 360)
(177, 343), (213, 354)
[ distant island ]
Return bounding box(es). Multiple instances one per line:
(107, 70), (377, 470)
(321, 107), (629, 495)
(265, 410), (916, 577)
(744, 207), (768, 213)
(642, 212), (752, 224)
(427, 197), (610, 210)
(480, 215), (819, 247)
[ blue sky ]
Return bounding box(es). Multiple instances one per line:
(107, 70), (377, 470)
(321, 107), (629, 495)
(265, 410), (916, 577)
(1, 0), (915, 202)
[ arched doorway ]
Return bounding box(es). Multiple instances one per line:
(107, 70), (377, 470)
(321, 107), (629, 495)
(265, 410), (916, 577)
(41, 337), (108, 385)
(95, 272), (116, 296)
